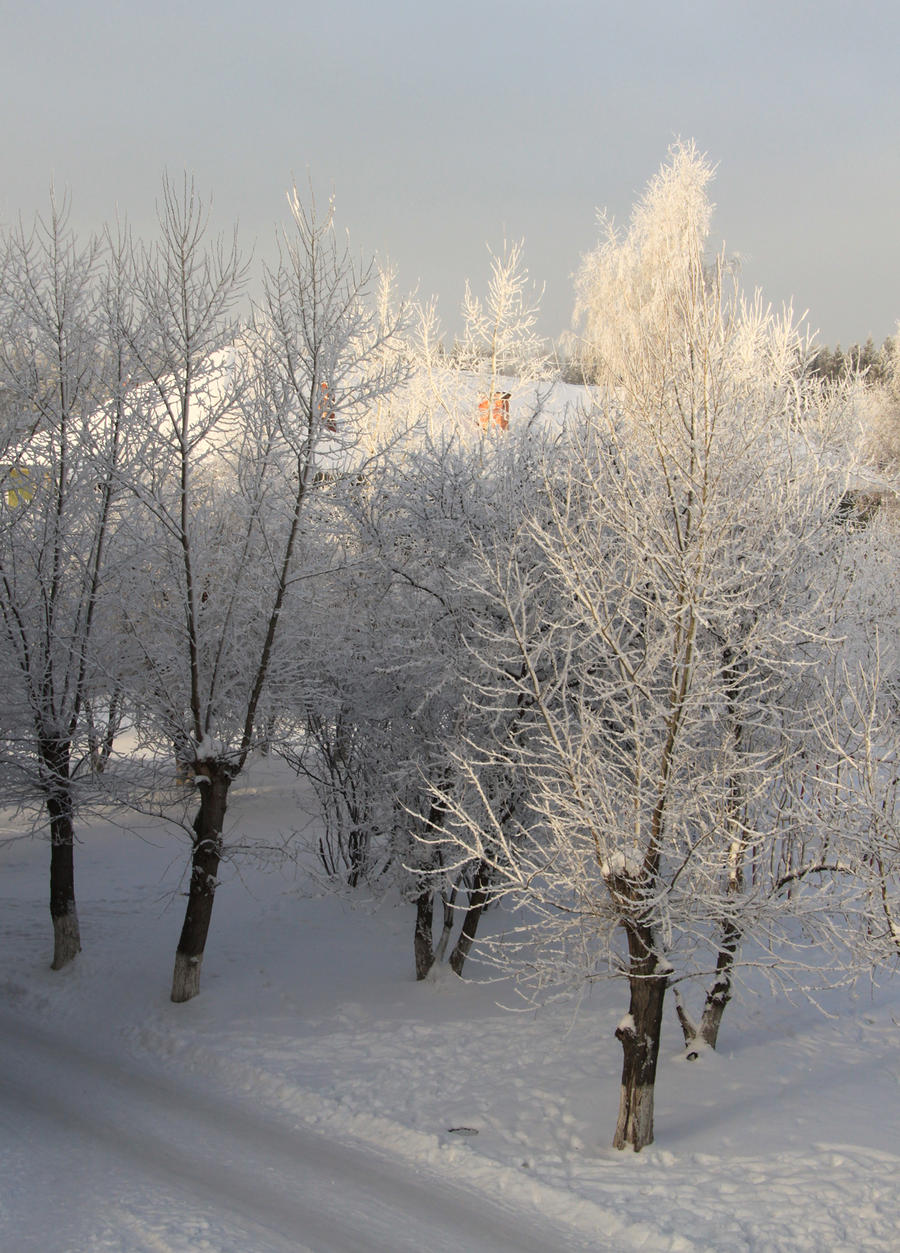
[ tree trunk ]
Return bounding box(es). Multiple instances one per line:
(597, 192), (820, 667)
(413, 799), (450, 980)
(431, 883), (457, 967)
(673, 987), (698, 1053)
(171, 763), (231, 1003)
(675, 924), (741, 1058)
(449, 860), (491, 976)
(613, 921), (668, 1151)
(697, 919), (740, 1050)
(48, 787), (81, 971)
(347, 822), (367, 888)
(687, 647), (744, 1051)
(85, 692), (121, 775)
(413, 888), (434, 980)
(42, 738), (81, 971)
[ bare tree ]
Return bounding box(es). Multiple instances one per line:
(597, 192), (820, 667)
(0, 197), (130, 968)
(118, 177), (406, 1002)
(302, 242), (555, 980)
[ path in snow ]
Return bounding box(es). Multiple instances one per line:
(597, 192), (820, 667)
(0, 1008), (603, 1253)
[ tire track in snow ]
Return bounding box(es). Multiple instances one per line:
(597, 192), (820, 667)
(0, 1009), (604, 1253)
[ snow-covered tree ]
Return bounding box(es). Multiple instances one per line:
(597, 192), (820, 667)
(292, 242), (557, 979)
(430, 144), (870, 1151)
(338, 424), (549, 977)
(116, 178), (407, 1002)
(811, 518), (900, 970)
(850, 333), (900, 485)
(0, 198), (132, 968)
(573, 138), (719, 389)
(415, 237), (553, 440)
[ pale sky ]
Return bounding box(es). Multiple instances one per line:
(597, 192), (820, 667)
(3, 0), (898, 349)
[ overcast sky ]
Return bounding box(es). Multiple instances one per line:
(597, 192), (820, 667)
(2, 0), (898, 348)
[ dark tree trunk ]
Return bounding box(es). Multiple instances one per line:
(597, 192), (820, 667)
(432, 883), (457, 967)
(679, 646), (746, 1053)
(673, 990), (699, 1056)
(449, 860), (491, 977)
(413, 884), (457, 980)
(697, 919), (740, 1050)
(613, 920), (668, 1151)
(674, 922), (741, 1059)
(48, 782), (80, 971)
(171, 763), (231, 1003)
(412, 798), (450, 981)
(413, 888), (435, 980)
(41, 738), (81, 971)
(347, 822), (367, 888)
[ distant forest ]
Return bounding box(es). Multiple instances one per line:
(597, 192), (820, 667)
(808, 335), (896, 385)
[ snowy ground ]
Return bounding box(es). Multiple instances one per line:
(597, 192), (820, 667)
(3, 758), (900, 1252)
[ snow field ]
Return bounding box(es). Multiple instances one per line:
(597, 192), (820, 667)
(2, 761), (900, 1250)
